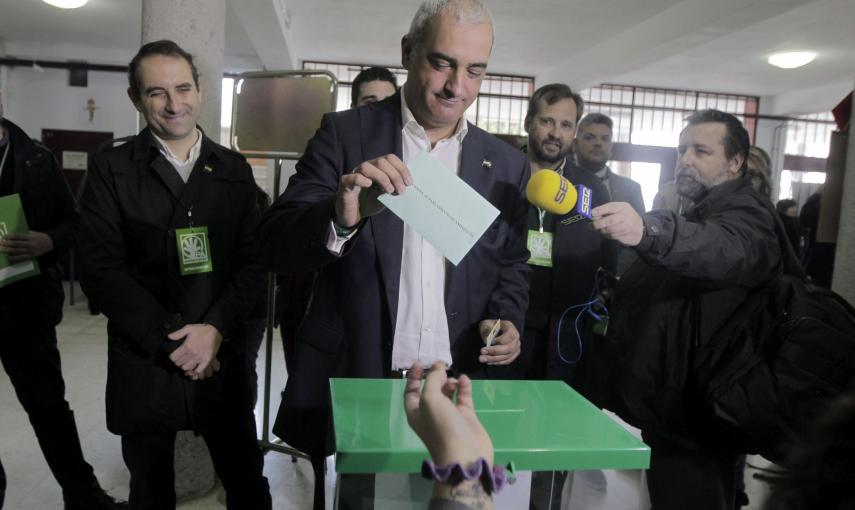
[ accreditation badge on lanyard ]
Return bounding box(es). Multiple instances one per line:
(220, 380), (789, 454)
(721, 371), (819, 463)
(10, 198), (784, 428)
(525, 160), (566, 268)
(176, 226), (213, 275)
(527, 208), (553, 267)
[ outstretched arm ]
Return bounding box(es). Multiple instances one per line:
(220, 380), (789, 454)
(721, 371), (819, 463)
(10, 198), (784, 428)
(404, 362), (495, 510)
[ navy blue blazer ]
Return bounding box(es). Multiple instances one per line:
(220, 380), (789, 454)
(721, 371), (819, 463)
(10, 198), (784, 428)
(258, 92), (531, 456)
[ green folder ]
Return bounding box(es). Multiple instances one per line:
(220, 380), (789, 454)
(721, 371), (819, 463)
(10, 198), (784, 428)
(330, 378), (650, 474)
(0, 193), (41, 288)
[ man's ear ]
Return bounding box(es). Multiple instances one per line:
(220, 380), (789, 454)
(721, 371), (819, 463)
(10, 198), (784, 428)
(401, 36), (412, 69)
(729, 154), (745, 176)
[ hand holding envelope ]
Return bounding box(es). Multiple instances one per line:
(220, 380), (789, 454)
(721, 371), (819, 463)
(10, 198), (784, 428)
(335, 154), (413, 229)
(378, 151), (499, 265)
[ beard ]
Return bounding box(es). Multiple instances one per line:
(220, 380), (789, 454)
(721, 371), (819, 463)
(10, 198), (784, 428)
(529, 139), (567, 166)
(676, 173), (708, 202)
(676, 165), (731, 201)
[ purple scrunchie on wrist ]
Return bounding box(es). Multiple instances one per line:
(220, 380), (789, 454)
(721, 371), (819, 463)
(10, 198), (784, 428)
(421, 457), (508, 495)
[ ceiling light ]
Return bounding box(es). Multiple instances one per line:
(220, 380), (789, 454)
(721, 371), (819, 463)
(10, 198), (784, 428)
(42, 0), (88, 8)
(767, 51), (816, 69)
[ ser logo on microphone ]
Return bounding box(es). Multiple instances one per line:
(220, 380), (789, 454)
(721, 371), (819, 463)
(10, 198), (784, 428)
(578, 186), (592, 217)
(554, 178), (570, 204)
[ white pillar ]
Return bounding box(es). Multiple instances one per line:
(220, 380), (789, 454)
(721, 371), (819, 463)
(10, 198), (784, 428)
(831, 79), (855, 304)
(141, 0), (225, 137)
(139, 0), (227, 500)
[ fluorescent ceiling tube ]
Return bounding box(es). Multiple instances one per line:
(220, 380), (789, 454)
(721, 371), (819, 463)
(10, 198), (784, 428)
(42, 0), (88, 8)
(767, 51), (816, 69)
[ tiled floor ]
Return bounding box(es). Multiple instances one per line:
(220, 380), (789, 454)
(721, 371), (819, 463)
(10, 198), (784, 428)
(0, 287), (776, 509)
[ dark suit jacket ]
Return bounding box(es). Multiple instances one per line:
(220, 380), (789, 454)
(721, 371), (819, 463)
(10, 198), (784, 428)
(258, 92), (531, 456)
(606, 168), (645, 214)
(78, 129), (264, 435)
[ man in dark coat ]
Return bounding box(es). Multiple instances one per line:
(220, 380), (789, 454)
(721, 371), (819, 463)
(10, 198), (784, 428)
(591, 110), (781, 510)
(575, 112), (646, 275)
(575, 113), (646, 215)
(78, 40), (270, 509)
(258, 0), (529, 506)
(0, 95), (126, 508)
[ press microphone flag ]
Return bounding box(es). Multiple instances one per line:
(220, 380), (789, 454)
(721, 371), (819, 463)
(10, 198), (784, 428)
(525, 169), (592, 219)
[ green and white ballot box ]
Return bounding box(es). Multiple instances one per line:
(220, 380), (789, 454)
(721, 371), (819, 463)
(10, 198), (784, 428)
(0, 194), (40, 288)
(329, 378), (650, 509)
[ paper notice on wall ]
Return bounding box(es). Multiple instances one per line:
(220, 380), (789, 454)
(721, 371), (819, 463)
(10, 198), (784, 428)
(62, 150), (88, 170)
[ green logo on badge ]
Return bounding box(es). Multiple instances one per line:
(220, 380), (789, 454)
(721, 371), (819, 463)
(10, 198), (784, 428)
(180, 232), (208, 263)
(175, 226), (213, 275)
(526, 229), (554, 267)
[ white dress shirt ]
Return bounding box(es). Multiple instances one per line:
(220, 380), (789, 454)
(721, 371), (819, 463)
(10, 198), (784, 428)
(152, 129), (202, 183)
(324, 89), (467, 370)
(391, 90), (467, 370)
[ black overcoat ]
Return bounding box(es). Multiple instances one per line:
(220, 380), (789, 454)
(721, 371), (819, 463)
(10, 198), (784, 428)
(79, 129), (264, 435)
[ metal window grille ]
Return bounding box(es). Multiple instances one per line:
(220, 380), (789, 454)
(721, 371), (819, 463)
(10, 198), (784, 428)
(778, 112), (835, 202)
(785, 112), (835, 158)
(579, 84), (760, 147)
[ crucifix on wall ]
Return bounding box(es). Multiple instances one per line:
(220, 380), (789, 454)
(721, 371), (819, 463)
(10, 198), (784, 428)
(86, 98), (98, 122)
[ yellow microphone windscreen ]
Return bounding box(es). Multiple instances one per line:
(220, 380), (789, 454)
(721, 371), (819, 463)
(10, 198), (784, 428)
(525, 169), (577, 215)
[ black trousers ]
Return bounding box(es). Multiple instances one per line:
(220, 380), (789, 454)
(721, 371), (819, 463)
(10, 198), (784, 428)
(0, 326), (100, 502)
(121, 412), (271, 509)
(644, 433), (739, 510)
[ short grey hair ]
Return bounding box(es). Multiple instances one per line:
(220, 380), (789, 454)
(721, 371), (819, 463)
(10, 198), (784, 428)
(405, 0), (495, 58)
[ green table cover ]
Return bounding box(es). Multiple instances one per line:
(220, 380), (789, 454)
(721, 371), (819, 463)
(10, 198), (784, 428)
(330, 378), (650, 474)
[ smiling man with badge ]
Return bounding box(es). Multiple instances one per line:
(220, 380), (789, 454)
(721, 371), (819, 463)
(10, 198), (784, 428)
(78, 40), (271, 509)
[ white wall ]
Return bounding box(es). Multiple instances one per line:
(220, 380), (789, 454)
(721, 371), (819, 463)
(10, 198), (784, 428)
(2, 66), (138, 141)
(764, 80), (852, 117)
(4, 39), (262, 73)
(1, 39), (263, 143)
